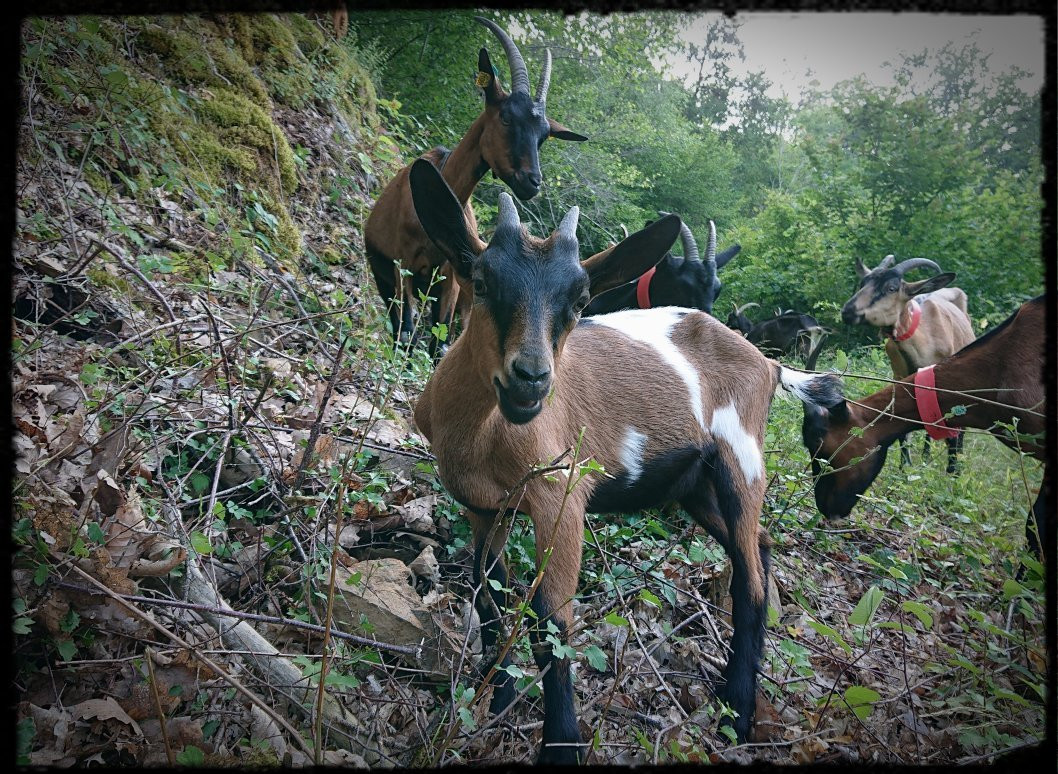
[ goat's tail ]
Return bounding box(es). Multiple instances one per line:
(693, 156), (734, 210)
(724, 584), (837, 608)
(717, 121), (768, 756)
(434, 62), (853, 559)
(774, 364), (843, 408)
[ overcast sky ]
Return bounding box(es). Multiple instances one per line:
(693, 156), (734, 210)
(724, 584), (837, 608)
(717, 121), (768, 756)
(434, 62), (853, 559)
(672, 12), (1045, 101)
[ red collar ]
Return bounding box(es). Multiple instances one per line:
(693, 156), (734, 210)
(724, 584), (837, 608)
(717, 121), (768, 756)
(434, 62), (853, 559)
(891, 299), (921, 341)
(913, 365), (960, 440)
(636, 266), (656, 309)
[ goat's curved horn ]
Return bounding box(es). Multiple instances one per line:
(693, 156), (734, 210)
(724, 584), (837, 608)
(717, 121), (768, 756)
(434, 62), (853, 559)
(894, 258), (941, 276)
(854, 257), (870, 278)
(497, 191), (521, 235)
(704, 220), (716, 266)
(535, 48), (552, 104)
(735, 302), (759, 315)
(619, 224), (628, 240)
(878, 254), (895, 271)
(556, 205), (580, 243)
(475, 17), (529, 95)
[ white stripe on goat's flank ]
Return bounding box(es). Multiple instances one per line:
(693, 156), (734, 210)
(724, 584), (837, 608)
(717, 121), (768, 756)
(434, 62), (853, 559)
(590, 308), (705, 429)
(619, 427), (648, 483)
(710, 403), (763, 484)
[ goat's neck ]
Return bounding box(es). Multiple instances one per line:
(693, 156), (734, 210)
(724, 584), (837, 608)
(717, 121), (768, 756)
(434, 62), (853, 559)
(441, 115), (491, 204)
(851, 383), (919, 447)
(584, 282), (638, 316)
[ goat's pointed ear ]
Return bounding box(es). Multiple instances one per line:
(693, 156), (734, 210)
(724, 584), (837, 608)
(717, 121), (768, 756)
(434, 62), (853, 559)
(854, 257), (870, 278)
(715, 243), (741, 270)
(477, 48), (506, 105)
(547, 117), (588, 142)
(581, 213), (680, 298)
(409, 159), (477, 280)
(904, 271), (955, 297)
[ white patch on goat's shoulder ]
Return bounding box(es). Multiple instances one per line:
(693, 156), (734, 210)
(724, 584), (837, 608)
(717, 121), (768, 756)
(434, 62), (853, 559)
(709, 403), (762, 484)
(590, 308), (704, 429)
(619, 427), (648, 483)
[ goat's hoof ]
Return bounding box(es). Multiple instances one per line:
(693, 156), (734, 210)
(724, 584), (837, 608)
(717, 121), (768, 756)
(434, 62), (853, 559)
(537, 740), (585, 766)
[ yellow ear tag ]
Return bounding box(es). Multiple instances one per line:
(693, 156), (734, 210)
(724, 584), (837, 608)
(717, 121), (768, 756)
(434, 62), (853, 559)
(475, 71), (491, 88)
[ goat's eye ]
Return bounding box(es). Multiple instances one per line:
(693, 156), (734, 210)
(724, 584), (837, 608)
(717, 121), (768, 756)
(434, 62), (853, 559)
(573, 292), (589, 313)
(886, 283), (899, 293)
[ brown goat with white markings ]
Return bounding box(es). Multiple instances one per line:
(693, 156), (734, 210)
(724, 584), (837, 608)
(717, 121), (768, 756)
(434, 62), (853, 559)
(804, 295), (1046, 560)
(841, 255), (975, 471)
(408, 158), (843, 763)
(364, 18), (586, 354)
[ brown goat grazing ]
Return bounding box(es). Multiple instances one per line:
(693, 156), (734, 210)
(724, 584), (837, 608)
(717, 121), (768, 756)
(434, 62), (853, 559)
(841, 255), (975, 471)
(364, 18), (586, 355)
(407, 158), (843, 763)
(804, 295), (1046, 559)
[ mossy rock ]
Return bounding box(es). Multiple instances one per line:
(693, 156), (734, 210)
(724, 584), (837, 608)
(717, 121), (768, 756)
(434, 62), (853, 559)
(192, 87), (299, 196)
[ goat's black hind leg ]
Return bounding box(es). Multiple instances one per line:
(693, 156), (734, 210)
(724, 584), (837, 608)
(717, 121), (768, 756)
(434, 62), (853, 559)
(682, 457), (768, 744)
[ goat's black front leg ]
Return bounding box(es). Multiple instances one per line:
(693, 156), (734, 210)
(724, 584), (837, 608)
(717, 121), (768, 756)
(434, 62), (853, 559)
(944, 431), (963, 475)
(528, 511), (585, 765)
(469, 515), (516, 715)
(897, 433), (912, 467)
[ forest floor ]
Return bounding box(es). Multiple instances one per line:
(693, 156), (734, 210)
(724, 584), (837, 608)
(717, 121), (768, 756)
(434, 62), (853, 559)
(12, 13), (1048, 768)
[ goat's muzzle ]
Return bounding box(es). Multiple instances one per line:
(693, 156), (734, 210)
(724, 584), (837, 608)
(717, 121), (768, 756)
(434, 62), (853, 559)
(508, 169), (542, 200)
(495, 362), (551, 424)
(840, 302), (862, 325)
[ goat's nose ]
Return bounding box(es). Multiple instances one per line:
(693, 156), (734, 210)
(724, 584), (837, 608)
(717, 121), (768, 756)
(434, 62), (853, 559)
(841, 306), (858, 324)
(517, 169), (541, 189)
(512, 359), (550, 385)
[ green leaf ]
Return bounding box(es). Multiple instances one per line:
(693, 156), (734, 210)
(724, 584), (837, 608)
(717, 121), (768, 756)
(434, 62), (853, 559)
(176, 745), (205, 765)
(1000, 579), (1025, 601)
(55, 639), (77, 661)
(638, 589), (661, 608)
(806, 620), (852, 654)
(583, 645), (608, 671)
(13, 617), (33, 635)
(189, 531), (213, 556)
(603, 611), (629, 627)
(900, 601), (934, 630)
(833, 349), (848, 371)
(501, 663), (526, 679)
(87, 522), (106, 544)
(844, 685), (880, 719)
(190, 472), (211, 496)
(849, 585), (884, 627)
(457, 706), (477, 731)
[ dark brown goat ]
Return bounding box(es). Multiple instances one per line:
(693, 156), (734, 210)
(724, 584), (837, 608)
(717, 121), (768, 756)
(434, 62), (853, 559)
(364, 18), (586, 353)
(408, 158), (843, 762)
(727, 303), (828, 370)
(803, 295), (1046, 559)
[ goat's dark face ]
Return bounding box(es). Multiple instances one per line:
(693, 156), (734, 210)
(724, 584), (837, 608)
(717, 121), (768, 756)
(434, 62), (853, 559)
(476, 223), (589, 424)
(802, 401), (889, 519)
(476, 44), (586, 202)
(481, 92), (551, 201)
(650, 254), (722, 314)
(408, 158), (679, 423)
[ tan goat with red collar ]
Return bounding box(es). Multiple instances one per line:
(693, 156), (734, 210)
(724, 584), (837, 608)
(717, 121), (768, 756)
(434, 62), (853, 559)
(408, 158), (843, 764)
(841, 255), (974, 472)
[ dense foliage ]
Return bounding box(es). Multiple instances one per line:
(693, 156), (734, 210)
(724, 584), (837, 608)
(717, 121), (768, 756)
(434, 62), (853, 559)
(357, 11), (1043, 336)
